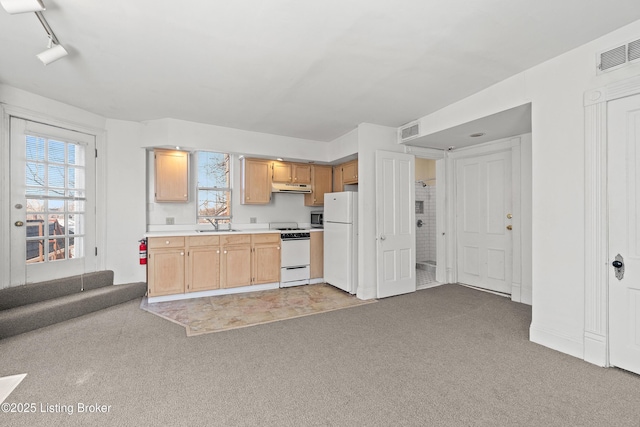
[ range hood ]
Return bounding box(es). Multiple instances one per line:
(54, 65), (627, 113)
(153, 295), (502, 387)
(272, 182), (312, 193)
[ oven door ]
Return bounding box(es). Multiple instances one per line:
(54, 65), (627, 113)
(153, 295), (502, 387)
(280, 238), (310, 267)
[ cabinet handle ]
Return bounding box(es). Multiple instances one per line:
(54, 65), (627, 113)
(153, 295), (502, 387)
(180, 252), (184, 256)
(224, 250), (227, 254)
(277, 247), (280, 250)
(165, 240), (170, 244)
(217, 250), (220, 254)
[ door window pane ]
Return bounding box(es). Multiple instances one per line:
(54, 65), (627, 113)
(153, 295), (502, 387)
(23, 136), (86, 264)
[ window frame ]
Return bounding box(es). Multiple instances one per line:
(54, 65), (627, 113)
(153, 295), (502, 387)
(195, 151), (232, 224)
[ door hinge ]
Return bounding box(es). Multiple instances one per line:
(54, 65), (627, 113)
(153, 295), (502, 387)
(95, 247), (98, 256)
(95, 148), (98, 158)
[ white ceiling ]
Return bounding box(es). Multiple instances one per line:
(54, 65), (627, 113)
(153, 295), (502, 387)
(1, 1), (639, 142)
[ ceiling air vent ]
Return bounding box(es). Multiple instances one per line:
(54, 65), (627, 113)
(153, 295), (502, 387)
(399, 121), (420, 143)
(597, 38), (640, 74)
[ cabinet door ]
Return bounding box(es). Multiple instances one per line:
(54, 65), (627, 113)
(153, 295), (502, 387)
(155, 149), (189, 202)
(253, 244), (281, 285)
(310, 232), (324, 279)
(333, 165), (343, 192)
(342, 160), (358, 184)
(272, 162), (292, 183)
(221, 245), (252, 288)
(188, 246), (220, 292)
(242, 159), (272, 204)
(293, 164), (311, 184)
(148, 249), (185, 296)
(305, 165), (333, 206)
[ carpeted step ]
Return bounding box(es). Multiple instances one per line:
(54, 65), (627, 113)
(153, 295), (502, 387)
(0, 271), (115, 311)
(0, 282), (147, 340)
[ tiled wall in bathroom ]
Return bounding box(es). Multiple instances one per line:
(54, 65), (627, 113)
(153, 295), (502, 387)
(415, 183), (437, 263)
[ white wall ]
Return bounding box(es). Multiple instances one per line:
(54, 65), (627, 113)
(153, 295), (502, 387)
(104, 119), (147, 284)
(413, 19), (640, 359)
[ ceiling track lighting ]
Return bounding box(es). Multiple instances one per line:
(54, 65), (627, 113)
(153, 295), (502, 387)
(34, 10), (67, 65)
(0, 0), (68, 65)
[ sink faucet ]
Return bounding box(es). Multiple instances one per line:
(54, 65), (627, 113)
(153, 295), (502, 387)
(206, 218), (219, 230)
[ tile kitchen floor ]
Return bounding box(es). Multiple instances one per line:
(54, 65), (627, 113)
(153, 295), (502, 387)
(140, 283), (375, 336)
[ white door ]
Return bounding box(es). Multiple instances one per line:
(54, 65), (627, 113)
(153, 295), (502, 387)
(9, 118), (97, 285)
(376, 150), (415, 298)
(456, 151), (512, 294)
(608, 93), (640, 375)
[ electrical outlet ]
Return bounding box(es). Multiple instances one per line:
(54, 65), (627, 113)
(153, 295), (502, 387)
(250, 217), (257, 224)
(166, 217), (175, 225)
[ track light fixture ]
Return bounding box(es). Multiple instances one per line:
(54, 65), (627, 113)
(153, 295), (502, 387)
(0, 0), (44, 14)
(1, 0), (69, 65)
(37, 36), (67, 65)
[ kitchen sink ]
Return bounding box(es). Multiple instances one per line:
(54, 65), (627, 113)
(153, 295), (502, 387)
(196, 229), (241, 233)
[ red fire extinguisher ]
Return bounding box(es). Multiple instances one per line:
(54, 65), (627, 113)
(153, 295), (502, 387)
(139, 239), (147, 265)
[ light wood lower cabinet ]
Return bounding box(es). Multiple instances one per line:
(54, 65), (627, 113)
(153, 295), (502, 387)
(148, 233), (282, 296)
(310, 231), (323, 279)
(221, 235), (252, 289)
(187, 236), (220, 292)
(252, 234), (281, 285)
(147, 237), (186, 297)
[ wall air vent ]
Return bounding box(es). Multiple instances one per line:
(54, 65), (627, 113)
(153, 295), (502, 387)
(597, 38), (640, 74)
(399, 121), (420, 143)
(629, 39), (640, 62)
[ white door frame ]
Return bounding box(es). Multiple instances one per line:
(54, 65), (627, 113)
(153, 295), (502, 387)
(583, 75), (640, 367)
(0, 104), (107, 289)
(446, 137), (524, 301)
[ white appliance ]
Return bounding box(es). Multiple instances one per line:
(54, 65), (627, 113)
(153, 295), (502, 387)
(323, 192), (358, 294)
(270, 222), (311, 288)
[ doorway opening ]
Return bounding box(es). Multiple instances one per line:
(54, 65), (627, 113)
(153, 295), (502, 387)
(415, 158), (440, 290)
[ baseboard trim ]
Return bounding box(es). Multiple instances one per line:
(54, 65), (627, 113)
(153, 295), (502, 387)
(529, 323), (583, 360)
(147, 283), (280, 304)
(584, 331), (608, 367)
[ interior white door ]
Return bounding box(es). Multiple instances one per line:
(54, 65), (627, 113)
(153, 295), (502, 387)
(9, 118), (97, 285)
(608, 93), (640, 375)
(376, 150), (415, 298)
(456, 151), (512, 294)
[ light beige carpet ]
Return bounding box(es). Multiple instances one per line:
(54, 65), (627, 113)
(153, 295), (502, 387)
(140, 283), (375, 336)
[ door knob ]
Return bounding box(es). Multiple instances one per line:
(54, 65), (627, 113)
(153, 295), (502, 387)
(612, 254), (624, 280)
(506, 213), (513, 219)
(380, 235), (386, 241)
(14, 221), (24, 227)
(506, 225), (512, 230)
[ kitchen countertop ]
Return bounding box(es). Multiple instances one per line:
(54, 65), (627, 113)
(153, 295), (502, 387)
(145, 228), (323, 238)
(144, 229), (280, 238)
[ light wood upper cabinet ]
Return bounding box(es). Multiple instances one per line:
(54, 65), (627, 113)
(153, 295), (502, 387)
(147, 237), (186, 296)
(154, 149), (189, 202)
(310, 231), (323, 279)
(252, 233), (281, 285)
(305, 165), (333, 206)
(342, 159), (358, 184)
(241, 158), (272, 204)
(272, 161), (311, 184)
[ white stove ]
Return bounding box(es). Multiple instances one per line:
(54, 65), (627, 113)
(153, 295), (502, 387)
(270, 222), (311, 287)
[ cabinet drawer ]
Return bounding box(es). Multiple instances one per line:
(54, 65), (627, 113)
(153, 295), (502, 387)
(252, 233), (281, 244)
(148, 237), (185, 249)
(221, 234), (251, 246)
(188, 235), (220, 247)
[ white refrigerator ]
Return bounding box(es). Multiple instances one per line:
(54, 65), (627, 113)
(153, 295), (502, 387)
(323, 191), (358, 294)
